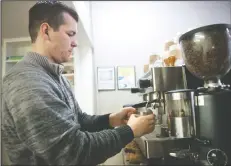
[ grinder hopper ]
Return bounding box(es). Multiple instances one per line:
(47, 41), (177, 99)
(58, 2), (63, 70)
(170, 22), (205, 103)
(179, 24), (231, 89)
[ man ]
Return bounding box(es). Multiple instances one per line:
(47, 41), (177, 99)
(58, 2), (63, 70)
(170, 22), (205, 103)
(1, 1), (155, 165)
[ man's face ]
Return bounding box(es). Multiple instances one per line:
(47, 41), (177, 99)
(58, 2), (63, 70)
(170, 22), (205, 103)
(46, 12), (78, 64)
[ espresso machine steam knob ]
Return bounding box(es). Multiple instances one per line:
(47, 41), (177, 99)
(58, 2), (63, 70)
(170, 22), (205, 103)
(207, 149), (228, 166)
(139, 79), (151, 88)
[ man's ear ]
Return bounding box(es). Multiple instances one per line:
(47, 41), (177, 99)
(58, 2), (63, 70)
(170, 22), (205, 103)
(40, 23), (50, 40)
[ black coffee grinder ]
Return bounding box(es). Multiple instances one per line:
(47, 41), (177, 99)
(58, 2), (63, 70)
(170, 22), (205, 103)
(178, 24), (231, 166)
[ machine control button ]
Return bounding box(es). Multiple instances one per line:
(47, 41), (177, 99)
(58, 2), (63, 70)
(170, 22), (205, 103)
(207, 149), (228, 166)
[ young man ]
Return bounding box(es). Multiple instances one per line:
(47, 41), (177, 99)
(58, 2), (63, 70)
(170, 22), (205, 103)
(1, 1), (155, 165)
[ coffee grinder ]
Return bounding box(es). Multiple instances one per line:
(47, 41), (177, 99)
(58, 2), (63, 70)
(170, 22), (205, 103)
(175, 23), (231, 166)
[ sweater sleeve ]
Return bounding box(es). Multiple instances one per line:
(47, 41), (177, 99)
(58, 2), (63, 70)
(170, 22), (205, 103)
(62, 75), (114, 132)
(4, 74), (134, 165)
(77, 104), (114, 132)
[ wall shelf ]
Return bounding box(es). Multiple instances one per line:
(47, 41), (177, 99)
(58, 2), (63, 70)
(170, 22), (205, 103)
(63, 62), (74, 67)
(2, 37), (76, 94)
(2, 37), (31, 77)
(62, 73), (74, 77)
(6, 60), (21, 63)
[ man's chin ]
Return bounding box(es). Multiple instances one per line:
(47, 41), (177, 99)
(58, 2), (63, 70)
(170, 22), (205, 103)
(67, 54), (73, 60)
(62, 59), (69, 63)
(58, 55), (72, 64)
(64, 56), (71, 62)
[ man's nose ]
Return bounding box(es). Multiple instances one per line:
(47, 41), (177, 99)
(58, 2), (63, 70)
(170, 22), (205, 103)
(71, 40), (78, 48)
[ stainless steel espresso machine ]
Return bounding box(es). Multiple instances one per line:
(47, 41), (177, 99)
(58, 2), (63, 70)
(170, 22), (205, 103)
(128, 24), (231, 165)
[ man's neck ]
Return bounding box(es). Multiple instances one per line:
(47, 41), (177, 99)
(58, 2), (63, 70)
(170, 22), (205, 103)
(31, 44), (55, 63)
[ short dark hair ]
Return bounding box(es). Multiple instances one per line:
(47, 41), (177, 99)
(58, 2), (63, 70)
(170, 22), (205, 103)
(29, 1), (79, 43)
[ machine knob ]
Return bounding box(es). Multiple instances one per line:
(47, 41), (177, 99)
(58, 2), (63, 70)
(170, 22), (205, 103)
(207, 149), (228, 166)
(139, 79), (151, 88)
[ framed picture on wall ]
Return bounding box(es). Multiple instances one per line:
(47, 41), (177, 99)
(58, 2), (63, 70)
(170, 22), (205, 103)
(97, 67), (116, 91)
(117, 66), (136, 90)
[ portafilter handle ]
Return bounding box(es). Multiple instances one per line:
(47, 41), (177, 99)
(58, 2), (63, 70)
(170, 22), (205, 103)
(123, 101), (148, 108)
(130, 88), (145, 93)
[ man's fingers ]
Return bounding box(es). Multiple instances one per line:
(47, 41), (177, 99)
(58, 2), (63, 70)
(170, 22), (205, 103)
(145, 113), (155, 120)
(129, 114), (137, 118)
(129, 109), (137, 115)
(124, 107), (136, 112)
(123, 107), (137, 118)
(127, 111), (135, 117)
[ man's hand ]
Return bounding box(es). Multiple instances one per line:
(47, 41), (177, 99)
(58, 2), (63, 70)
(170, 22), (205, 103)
(109, 107), (136, 127)
(127, 114), (155, 137)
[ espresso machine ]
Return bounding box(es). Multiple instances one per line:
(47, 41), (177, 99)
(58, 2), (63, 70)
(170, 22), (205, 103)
(129, 66), (201, 165)
(128, 23), (231, 165)
(177, 23), (231, 166)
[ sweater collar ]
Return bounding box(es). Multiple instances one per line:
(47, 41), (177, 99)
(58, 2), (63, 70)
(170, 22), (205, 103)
(23, 52), (64, 76)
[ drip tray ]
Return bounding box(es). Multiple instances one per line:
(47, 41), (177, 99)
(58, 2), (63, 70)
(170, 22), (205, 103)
(134, 131), (192, 159)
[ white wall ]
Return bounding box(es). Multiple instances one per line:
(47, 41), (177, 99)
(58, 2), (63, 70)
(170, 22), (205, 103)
(73, 2), (96, 115)
(73, 1), (93, 44)
(2, 1), (35, 38)
(74, 46), (95, 115)
(91, 1), (231, 116)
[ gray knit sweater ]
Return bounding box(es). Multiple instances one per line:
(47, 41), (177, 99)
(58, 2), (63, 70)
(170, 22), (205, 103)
(2, 52), (134, 165)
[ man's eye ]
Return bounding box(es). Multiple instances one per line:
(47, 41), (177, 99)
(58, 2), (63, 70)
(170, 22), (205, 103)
(67, 33), (74, 37)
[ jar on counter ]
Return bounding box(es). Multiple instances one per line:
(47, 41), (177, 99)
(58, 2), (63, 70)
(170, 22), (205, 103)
(149, 54), (160, 64)
(163, 50), (176, 67)
(164, 40), (175, 52)
(149, 54), (162, 69)
(153, 59), (164, 67)
(164, 55), (176, 67)
(169, 44), (184, 66)
(163, 40), (176, 67)
(143, 64), (149, 73)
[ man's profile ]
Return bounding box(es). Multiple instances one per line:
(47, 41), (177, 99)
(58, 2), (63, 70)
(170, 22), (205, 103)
(1, 1), (155, 165)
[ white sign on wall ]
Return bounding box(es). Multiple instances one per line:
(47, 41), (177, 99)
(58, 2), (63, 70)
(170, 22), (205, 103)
(97, 67), (115, 91)
(117, 66), (136, 90)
